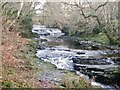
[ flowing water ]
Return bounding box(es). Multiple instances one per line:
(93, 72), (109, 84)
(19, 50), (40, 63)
(32, 25), (120, 89)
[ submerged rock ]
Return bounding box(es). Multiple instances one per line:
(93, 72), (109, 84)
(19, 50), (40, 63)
(76, 52), (85, 54)
(33, 25), (120, 89)
(72, 57), (112, 65)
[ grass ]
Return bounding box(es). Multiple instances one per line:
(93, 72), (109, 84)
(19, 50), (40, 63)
(60, 72), (90, 89)
(79, 33), (110, 45)
(2, 65), (33, 88)
(28, 38), (98, 89)
(59, 71), (103, 89)
(2, 34), (41, 88)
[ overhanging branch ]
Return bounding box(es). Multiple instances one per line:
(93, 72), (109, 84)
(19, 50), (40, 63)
(95, 1), (108, 11)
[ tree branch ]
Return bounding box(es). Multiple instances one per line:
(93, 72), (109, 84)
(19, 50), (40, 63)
(63, 1), (108, 27)
(95, 1), (108, 12)
(80, 7), (101, 27)
(7, 2), (24, 30)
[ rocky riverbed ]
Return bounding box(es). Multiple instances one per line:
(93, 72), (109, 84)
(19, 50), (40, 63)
(32, 25), (120, 89)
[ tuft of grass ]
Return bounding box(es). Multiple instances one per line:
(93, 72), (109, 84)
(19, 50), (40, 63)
(2, 81), (13, 88)
(60, 72), (90, 89)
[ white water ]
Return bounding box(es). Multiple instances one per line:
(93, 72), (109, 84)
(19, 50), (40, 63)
(32, 25), (119, 89)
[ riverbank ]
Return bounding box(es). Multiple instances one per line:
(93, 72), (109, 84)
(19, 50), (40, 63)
(61, 28), (120, 47)
(1, 29), (55, 88)
(32, 25), (120, 89)
(2, 29), (94, 89)
(28, 37), (93, 89)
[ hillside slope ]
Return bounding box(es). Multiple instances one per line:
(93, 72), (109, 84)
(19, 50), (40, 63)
(1, 29), (55, 88)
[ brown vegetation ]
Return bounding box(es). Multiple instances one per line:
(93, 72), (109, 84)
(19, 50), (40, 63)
(1, 27), (55, 88)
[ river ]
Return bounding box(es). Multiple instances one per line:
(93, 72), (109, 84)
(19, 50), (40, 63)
(32, 25), (120, 89)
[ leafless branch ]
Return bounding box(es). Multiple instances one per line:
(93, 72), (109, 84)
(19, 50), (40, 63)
(95, 1), (108, 11)
(7, 2), (24, 30)
(62, 1), (109, 27)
